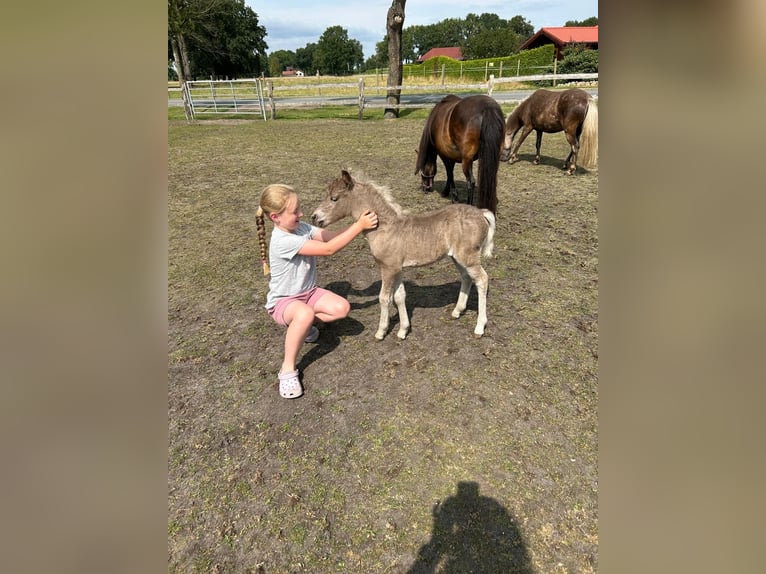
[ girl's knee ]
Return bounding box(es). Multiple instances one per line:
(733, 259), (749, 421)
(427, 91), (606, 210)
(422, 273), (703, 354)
(325, 297), (350, 320)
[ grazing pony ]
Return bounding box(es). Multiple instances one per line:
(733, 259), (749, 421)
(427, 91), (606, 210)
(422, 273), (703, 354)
(415, 94), (505, 214)
(500, 88), (598, 174)
(311, 169), (495, 340)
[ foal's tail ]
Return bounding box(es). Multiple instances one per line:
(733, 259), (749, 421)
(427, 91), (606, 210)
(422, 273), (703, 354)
(477, 105), (505, 214)
(579, 97), (599, 168)
(481, 210), (496, 258)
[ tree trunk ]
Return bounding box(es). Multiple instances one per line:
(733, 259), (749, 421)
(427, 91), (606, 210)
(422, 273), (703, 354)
(384, 1), (406, 119)
(170, 33), (194, 121)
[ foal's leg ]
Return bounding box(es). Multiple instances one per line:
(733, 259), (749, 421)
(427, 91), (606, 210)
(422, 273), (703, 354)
(392, 278), (409, 339)
(533, 130), (543, 164)
(375, 269), (395, 340)
(376, 269), (406, 340)
(450, 257), (473, 319)
(466, 264), (489, 337)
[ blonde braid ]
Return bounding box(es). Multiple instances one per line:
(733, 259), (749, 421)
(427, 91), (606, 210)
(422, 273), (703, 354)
(257, 183), (295, 276)
(255, 206), (270, 275)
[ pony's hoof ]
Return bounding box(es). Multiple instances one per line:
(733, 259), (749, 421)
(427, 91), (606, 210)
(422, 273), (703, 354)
(397, 329), (408, 340)
(451, 309), (462, 319)
(473, 331), (484, 338)
(374, 331), (385, 341)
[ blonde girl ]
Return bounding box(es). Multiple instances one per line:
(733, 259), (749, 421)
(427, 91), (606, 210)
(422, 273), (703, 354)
(256, 184), (378, 399)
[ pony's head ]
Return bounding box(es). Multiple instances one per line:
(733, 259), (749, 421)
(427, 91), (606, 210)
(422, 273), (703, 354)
(500, 108), (521, 162)
(416, 156), (437, 194)
(414, 108), (440, 194)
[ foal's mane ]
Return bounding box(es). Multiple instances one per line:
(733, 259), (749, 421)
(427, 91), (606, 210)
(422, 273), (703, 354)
(354, 174), (406, 218)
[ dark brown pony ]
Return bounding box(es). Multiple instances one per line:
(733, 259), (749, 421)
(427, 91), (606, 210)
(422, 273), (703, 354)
(500, 88), (598, 175)
(415, 94), (505, 214)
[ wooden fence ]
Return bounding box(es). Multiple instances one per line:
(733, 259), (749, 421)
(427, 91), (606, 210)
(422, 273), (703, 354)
(173, 71), (598, 120)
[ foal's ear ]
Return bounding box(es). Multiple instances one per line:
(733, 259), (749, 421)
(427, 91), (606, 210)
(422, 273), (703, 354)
(340, 168), (354, 190)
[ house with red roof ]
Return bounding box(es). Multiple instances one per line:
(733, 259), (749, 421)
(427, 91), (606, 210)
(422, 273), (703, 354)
(519, 26), (598, 60)
(417, 47), (464, 63)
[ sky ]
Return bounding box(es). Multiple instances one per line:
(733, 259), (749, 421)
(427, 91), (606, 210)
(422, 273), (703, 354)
(247, 1), (598, 61)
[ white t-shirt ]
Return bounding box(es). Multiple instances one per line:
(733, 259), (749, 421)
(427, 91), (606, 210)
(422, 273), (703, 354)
(264, 222), (319, 309)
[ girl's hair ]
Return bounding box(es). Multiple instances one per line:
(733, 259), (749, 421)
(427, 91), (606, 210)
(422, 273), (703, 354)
(255, 184), (297, 275)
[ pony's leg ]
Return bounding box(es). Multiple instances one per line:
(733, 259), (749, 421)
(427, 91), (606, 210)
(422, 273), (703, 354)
(563, 130), (579, 175)
(461, 160), (476, 207)
(466, 265), (489, 337)
(375, 270), (395, 340)
(533, 130), (543, 164)
(392, 279), (409, 339)
(512, 125), (534, 163)
(442, 159), (456, 200)
(450, 258), (473, 319)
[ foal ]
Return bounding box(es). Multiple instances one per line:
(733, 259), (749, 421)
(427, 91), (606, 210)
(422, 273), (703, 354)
(311, 169), (495, 340)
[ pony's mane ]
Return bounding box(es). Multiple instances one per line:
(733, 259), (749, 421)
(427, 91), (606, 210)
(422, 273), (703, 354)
(415, 107), (437, 172)
(510, 93), (532, 118)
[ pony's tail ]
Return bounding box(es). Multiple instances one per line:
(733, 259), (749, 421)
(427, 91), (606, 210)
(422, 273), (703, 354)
(255, 207), (270, 275)
(579, 98), (599, 168)
(477, 107), (504, 214)
(480, 210), (496, 258)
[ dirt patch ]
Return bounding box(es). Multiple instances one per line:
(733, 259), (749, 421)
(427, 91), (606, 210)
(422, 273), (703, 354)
(169, 116), (598, 572)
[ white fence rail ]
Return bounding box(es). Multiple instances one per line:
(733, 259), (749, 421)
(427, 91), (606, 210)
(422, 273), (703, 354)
(169, 72), (598, 120)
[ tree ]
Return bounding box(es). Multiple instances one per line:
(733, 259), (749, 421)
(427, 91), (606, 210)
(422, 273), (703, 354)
(462, 13), (519, 59)
(557, 44), (598, 73)
(268, 49), (296, 76)
(565, 17), (598, 26)
(385, 1), (406, 119)
(168, 0), (268, 118)
(509, 15), (534, 40)
(295, 44), (317, 74)
(184, 0), (267, 79)
(314, 26), (363, 75)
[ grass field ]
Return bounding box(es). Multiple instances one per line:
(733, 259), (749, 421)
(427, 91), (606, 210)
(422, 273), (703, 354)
(168, 110), (598, 572)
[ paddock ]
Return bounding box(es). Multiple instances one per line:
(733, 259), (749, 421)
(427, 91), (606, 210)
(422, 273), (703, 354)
(168, 116), (598, 572)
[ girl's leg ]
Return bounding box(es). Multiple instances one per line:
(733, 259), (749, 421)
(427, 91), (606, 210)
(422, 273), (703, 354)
(312, 291), (350, 323)
(280, 301), (315, 374)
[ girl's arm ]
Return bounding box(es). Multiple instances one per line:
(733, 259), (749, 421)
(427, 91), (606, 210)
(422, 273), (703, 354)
(298, 210), (377, 257)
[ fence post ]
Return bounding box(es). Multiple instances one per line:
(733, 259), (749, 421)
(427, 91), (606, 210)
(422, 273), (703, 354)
(267, 80), (275, 119)
(441, 64), (446, 86)
(358, 77), (365, 120)
(488, 75), (494, 97)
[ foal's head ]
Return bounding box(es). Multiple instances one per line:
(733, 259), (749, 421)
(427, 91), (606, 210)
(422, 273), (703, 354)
(311, 169), (357, 228)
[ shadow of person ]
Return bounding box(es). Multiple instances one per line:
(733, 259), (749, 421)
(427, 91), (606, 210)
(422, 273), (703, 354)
(407, 481), (534, 574)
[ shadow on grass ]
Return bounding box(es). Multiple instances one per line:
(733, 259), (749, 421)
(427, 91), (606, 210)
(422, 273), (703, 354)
(407, 481), (533, 574)
(339, 280), (478, 311)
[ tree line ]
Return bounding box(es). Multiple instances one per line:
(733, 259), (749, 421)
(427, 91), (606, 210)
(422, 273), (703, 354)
(168, 0), (597, 81)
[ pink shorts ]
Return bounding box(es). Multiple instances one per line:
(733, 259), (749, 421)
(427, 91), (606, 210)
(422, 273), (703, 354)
(267, 286), (331, 326)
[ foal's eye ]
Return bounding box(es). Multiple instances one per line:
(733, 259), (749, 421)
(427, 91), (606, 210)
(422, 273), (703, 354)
(330, 195), (338, 202)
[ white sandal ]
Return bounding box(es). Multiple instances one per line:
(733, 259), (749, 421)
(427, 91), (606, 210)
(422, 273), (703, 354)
(278, 370), (303, 399)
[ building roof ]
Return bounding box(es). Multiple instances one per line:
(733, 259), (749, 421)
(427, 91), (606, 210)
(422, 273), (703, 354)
(519, 26), (598, 51)
(417, 47), (464, 63)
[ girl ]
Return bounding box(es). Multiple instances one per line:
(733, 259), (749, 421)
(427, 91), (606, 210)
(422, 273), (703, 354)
(256, 184), (378, 399)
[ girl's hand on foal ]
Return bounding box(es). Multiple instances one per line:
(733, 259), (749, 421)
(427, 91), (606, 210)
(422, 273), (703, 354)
(358, 210), (378, 230)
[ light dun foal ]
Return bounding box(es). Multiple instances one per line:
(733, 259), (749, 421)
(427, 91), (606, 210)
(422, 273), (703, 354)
(311, 169), (495, 340)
